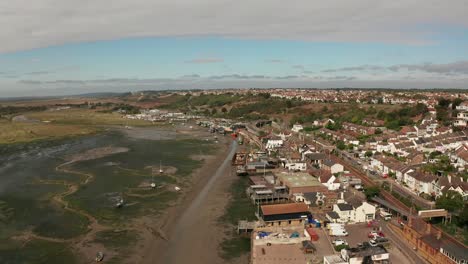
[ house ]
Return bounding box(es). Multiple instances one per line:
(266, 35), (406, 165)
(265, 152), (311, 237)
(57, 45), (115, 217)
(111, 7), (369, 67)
(322, 160), (344, 174)
(454, 112), (468, 127)
(318, 172), (341, 191)
(304, 152), (326, 168)
(259, 203), (310, 227)
(294, 192), (322, 207)
(342, 122), (376, 135)
(404, 170), (437, 195)
(451, 145), (468, 171)
(314, 118), (334, 127)
(284, 161), (307, 171)
(407, 151), (425, 166)
(291, 123), (304, 133)
(400, 126), (418, 136)
(346, 196), (376, 223)
(332, 196), (376, 223)
(265, 138), (283, 150)
(433, 175), (468, 200)
(333, 203), (354, 223)
(455, 101), (468, 111)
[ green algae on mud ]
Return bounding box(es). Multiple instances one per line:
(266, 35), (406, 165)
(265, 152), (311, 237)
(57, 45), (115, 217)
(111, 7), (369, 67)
(0, 129), (216, 263)
(0, 239), (78, 264)
(65, 135), (215, 225)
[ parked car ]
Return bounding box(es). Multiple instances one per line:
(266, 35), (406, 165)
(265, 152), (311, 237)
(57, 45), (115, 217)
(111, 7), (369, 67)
(368, 231), (385, 238)
(333, 238), (348, 246)
(369, 237), (389, 247)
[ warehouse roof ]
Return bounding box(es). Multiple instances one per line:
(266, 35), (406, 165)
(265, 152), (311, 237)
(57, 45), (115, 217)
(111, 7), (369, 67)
(261, 203), (309, 216)
(277, 172), (322, 188)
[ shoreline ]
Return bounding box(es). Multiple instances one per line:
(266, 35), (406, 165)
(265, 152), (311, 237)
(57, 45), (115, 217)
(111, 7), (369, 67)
(139, 132), (237, 264)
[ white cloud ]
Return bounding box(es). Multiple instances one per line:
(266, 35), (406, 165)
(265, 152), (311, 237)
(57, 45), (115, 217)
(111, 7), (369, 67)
(323, 61), (468, 75)
(1, 0), (467, 53)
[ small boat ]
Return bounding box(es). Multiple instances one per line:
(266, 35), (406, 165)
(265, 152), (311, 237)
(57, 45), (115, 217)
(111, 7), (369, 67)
(150, 182), (156, 189)
(174, 186), (181, 191)
(115, 198), (124, 208)
(95, 252), (104, 262)
(159, 160), (163, 174)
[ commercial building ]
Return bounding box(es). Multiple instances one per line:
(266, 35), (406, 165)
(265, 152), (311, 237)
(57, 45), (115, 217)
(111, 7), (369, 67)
(259, 203), (310, 227)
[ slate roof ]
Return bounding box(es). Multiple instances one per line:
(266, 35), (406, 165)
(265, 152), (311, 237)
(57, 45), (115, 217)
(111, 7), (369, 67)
(327, 211), (340, 219)
(336, 203), (354, 211)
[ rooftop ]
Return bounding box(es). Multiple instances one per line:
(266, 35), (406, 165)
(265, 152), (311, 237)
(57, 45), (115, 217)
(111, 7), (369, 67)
(277, 172), (323, 188)
(336, 203), (354, 211)
(261, 203), (309, 216)
(251, 242), (315, 264)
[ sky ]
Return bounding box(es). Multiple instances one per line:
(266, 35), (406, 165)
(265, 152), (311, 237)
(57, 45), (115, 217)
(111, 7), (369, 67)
(0, 0), (468, 97)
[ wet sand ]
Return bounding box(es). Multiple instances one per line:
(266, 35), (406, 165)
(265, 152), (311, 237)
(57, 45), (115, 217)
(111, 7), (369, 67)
(140, 137), (238, 264)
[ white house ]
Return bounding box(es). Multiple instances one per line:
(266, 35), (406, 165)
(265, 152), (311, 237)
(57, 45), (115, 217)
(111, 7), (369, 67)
(291, 124), (304, 133)
(319, 174), (341, 191)
(285, 161), (307, 171)
(351, 201), (376, 223)
(404, 171), (437, 195)
(333, 203), (354, 223)
(323, 160), (344, 174)
(333, 196), (376, 223)
(456, 101), (468, 111)
(265, 139), (283, 150)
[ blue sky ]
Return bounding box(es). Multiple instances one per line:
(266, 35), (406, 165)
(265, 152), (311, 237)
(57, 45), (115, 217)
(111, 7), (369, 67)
(0, 0), (467, 96)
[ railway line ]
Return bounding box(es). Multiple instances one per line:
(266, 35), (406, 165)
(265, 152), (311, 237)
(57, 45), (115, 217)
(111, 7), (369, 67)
(330, 154), (413, 214)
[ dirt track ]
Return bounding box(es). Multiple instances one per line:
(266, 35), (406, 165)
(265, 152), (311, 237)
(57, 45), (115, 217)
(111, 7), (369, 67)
(141, 138), (238, 264)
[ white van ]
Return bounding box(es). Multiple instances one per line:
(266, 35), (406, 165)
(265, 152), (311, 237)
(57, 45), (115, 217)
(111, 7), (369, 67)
(330, 228), (348, 237)
(380, 210), (392, 221)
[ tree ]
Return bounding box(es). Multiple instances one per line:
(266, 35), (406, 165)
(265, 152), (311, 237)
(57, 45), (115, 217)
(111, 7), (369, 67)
(452, 98), (463, 110)
(438, 98), (451, 108)
(336, 141), (346, 150)
(365, 151), (373, 158)
(458, 205), (468, 227)
(436, 191), (464, 213)
(375, 128), (382, 134)
(211, 108), (217, 115)
(364, 186), (380, 200)
(221, 107), (227, 113)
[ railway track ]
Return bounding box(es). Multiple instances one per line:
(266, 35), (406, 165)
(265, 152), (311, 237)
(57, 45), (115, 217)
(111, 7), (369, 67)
(330, 154), (413, 214)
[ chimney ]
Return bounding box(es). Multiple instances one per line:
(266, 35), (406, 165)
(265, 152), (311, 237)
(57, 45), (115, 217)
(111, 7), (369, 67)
(436, 230), (442, 240)
(408, 217), (413, 228)
(448, 175), (451, 184)
(426, 223), (431, 234)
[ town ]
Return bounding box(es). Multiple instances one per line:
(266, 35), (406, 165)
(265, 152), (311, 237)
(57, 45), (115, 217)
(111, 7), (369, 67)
(123, 89), (468, 264)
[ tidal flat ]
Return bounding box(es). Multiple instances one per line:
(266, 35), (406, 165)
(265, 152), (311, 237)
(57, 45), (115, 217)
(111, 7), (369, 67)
(0, 127), (216, 263)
